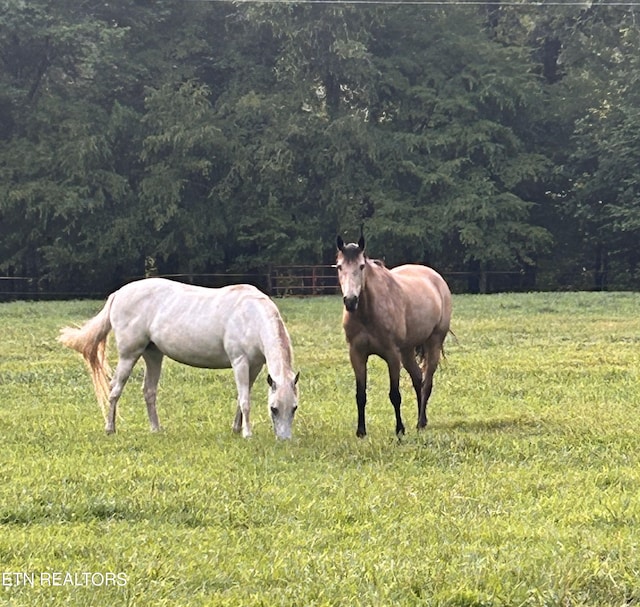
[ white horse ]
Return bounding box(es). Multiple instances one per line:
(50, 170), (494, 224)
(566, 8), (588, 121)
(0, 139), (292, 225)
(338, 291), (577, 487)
(59, 278), (299, 439)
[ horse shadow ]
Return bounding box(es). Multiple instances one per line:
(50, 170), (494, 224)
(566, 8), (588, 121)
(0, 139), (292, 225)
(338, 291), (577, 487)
(432, 415), (545, 434)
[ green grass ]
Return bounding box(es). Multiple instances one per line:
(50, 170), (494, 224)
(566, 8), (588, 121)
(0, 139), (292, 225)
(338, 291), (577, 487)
(1, 292), (640, 606)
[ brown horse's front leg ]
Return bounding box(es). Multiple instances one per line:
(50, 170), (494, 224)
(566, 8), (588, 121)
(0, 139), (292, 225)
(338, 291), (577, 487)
(349, 347), (368, 438)
(356, 379), (367, 438)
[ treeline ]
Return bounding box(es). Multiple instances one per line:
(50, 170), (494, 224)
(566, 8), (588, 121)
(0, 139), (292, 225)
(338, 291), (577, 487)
(1, 0), (639, 293)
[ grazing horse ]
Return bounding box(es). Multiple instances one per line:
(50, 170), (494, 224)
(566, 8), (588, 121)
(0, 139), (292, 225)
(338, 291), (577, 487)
(59, 278), (299, 439)
(336, 235), (452, 438)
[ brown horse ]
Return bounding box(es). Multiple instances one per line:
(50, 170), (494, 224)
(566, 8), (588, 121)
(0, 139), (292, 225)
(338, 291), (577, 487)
(336, 235), (452, 438)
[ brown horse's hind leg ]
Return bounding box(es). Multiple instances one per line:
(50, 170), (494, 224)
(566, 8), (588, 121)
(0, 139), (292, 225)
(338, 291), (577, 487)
(402, 351), (423, 430)
(418, 334), (445, 429)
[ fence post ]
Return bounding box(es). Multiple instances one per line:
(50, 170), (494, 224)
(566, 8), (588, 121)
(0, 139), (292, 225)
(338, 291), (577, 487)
(266, 264), (273, 296)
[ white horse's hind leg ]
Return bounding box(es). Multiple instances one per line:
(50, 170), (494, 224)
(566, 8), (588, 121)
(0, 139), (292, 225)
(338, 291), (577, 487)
(142, 346), (164, 432)
(106, 356), (139, 434)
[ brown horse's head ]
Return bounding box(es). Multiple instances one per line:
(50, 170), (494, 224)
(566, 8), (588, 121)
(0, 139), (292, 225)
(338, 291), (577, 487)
(336, 234), (366, 312)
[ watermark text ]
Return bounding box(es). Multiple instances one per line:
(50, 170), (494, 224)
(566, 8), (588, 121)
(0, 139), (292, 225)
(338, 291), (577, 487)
(2, 571), (127, 588)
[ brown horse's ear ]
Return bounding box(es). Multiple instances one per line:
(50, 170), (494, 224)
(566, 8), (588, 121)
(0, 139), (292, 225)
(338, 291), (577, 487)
(358, 234), (365, 251)
(336, 235), (345, 251)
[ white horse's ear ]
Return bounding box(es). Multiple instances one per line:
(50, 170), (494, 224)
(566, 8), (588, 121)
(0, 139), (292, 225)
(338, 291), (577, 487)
(294, 371), (300, 385)
(336, 235), (345, 251)
(267, 374), (276, 389)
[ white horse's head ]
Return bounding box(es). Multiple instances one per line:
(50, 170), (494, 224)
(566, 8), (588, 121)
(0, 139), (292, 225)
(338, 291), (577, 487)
(336, 234), (366, 312)
(267, 372), (300, 440)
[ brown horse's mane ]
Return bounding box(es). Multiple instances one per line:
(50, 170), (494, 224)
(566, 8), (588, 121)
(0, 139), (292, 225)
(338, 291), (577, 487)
(361, 256), (402, 303)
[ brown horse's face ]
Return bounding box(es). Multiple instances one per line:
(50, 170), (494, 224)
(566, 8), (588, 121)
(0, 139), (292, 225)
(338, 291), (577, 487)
(336, 235), (366, 312)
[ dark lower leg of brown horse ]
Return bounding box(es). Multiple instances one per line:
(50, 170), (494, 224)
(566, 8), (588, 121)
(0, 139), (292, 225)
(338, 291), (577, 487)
(350, 348), (369, 437)
(419, 375), (433, 428)
(389, 385), (404, 436)
(402, 352), (424, 430)
(356, 379), (367, 437)
(388, 361), (405, 436)
(418, 339), (443, 428)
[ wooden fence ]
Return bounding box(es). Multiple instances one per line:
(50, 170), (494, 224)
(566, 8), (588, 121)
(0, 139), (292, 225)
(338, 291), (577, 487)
(0, 267), (537, 301)
(0, 269), (335, 300)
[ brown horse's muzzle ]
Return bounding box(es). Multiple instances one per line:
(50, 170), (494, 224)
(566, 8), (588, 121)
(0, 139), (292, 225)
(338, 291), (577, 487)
(343, 296), (359, 312)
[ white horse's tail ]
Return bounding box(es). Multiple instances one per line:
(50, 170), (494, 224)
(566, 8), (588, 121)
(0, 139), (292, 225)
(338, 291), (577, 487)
(59, 294), (115, 421)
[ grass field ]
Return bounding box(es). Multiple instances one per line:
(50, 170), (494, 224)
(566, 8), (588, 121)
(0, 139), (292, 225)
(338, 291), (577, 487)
(1, 291), (640, 606)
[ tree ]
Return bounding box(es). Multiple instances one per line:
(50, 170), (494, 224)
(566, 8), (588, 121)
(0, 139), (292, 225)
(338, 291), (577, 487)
(0, 0), (133, 290)
(2, 1), (640, 294)
(563, 10), (640, 288)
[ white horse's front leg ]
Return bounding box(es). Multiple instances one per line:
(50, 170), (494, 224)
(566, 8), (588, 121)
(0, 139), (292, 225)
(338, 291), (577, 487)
(142, 347), (164, 433)
(232, 359), (252, 438)
(232, 406), (243, 434)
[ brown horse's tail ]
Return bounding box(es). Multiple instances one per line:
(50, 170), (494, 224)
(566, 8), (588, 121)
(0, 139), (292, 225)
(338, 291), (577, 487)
(441, 329), (458, 360)
(415, 329), (456, 365)
(58, 294), (115, 421)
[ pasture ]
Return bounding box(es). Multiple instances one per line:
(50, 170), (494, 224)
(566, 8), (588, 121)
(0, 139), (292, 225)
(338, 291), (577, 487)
(1, 292), (639, 606)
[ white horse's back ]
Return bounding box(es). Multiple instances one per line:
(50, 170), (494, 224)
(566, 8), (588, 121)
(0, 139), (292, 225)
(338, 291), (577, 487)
(110, 279), (271, 368)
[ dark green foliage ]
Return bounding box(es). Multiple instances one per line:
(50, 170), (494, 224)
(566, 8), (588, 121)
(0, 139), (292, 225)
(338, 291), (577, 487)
(0, 1), (638, 292)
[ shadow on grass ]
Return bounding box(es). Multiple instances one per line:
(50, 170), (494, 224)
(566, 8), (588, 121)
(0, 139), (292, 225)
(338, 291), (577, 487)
(0, 500), (134, 526)
(433, 415), (547, 434)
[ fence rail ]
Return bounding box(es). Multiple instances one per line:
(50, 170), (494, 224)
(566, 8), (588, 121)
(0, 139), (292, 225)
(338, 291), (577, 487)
(0, 267), (537, 301)
(270, 265), (339, 296)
